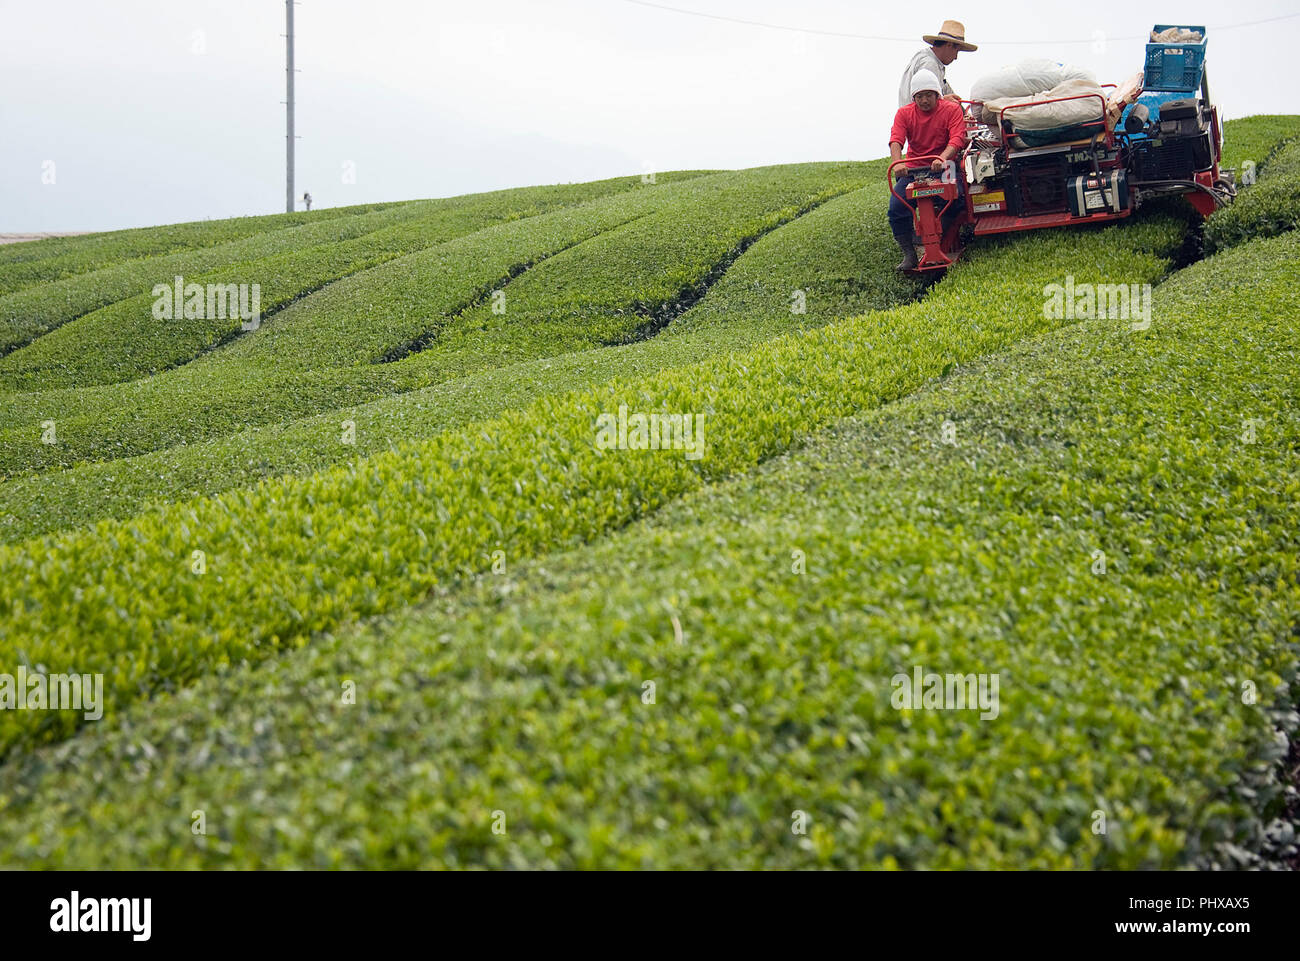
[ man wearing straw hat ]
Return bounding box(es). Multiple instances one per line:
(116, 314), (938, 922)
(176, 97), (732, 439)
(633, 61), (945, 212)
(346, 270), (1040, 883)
(898, 20), (978, 107)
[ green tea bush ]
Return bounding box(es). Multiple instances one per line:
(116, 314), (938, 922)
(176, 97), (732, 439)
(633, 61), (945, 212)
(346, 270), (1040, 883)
(0, 193), (643, 390)
(1205, 137), (1300, 252)
(0, 164), (871, 474)
(0, 175), (712, 389)
(0, 182), (911, 544)
(0, 229), (1292, 869)
(1219, 114), (1300, 173)
(0, 214), (1183, 760)
(0, 202), (401, 296)
(361, 163), (870, 379)
(0, 203), (433, 357)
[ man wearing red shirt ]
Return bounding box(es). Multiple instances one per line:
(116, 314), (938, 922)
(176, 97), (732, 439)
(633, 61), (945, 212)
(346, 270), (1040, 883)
(888, 69), (967, 270)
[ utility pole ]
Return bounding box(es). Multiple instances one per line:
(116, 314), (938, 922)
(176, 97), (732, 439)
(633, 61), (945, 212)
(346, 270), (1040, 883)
(285, 0), (295, 213)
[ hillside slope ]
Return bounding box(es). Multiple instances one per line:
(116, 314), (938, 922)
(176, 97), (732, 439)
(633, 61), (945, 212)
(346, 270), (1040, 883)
(1, 116), (1297, 869)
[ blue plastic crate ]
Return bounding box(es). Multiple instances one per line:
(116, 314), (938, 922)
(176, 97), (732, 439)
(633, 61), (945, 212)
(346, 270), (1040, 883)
(1145, 24), (1206, 92)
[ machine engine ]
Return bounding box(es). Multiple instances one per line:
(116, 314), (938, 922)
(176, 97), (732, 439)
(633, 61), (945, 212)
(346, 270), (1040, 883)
(1125, 98), (1216, 184)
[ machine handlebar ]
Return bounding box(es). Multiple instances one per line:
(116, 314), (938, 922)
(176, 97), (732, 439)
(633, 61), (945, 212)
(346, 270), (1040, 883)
(885, 156), (960, 220)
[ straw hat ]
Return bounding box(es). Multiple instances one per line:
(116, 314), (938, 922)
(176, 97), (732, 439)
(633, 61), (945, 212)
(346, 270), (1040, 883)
(923, 20), (978, 51)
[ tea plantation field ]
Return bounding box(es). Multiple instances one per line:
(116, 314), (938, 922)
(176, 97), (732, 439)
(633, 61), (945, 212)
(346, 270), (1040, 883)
(1, 117), (1298, 869)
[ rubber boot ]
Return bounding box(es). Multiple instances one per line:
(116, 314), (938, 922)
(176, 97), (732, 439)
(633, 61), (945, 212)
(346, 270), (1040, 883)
(895, 236), (918, 272)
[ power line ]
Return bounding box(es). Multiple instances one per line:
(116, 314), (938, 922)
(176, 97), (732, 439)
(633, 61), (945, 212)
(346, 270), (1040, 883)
(620, 1), (1300, 46)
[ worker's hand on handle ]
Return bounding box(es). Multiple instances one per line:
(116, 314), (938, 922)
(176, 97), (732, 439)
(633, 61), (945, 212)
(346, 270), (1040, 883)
(930, 158), (946, 174)
(943, 94), (962, 104)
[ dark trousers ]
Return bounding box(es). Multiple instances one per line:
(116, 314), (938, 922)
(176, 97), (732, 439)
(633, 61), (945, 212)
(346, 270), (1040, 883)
(889, 169), (965, 240)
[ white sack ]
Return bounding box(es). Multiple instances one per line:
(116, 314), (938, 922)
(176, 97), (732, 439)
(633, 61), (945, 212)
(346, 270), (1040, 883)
(981, 78), (1106, 130)
(970, 58), (1096, 102)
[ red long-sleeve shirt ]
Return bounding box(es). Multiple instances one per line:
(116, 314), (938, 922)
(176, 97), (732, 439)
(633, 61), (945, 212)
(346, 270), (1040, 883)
(890, 100), (966, 168)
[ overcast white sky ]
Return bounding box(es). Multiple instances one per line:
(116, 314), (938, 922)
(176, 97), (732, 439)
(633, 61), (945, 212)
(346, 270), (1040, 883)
(1, 0), (1293, 231)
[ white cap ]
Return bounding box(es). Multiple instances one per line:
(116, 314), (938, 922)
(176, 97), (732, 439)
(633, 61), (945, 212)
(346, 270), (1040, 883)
(910, 69), (942, 98)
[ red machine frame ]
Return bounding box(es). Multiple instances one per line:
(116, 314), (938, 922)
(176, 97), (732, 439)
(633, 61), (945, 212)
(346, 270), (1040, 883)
(888, 84), (1225, 273)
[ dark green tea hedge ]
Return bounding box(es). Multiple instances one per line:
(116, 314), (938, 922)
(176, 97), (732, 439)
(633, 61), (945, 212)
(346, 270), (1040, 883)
(0, 214), (1183, 759)
(0, 181), (912, 545)
(1207, 137), (1300, 252)
(0, 116), (1295, 869)
(0, 230), (1294, 869)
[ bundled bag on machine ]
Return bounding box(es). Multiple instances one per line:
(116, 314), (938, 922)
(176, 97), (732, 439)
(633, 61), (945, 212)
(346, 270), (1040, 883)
(970, 58), (1096, 102)
(980, 78), (1108, 146)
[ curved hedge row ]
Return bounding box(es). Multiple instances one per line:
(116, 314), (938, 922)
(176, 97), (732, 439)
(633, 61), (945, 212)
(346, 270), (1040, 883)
(1219, 114), (1300, 173)
(0, 193), (646, 391)
(0, 182), (914, 545)
(0, 214), (1184, 760)
(0, 227), (1292, 869)
(1206, 136), (1300, 252)
(0, 164), (871, 475)
(0, 203), (434, 358)
(215, 163), (868, 372)
(0, 202), (402, 296)
(0, 175), (713, 390)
